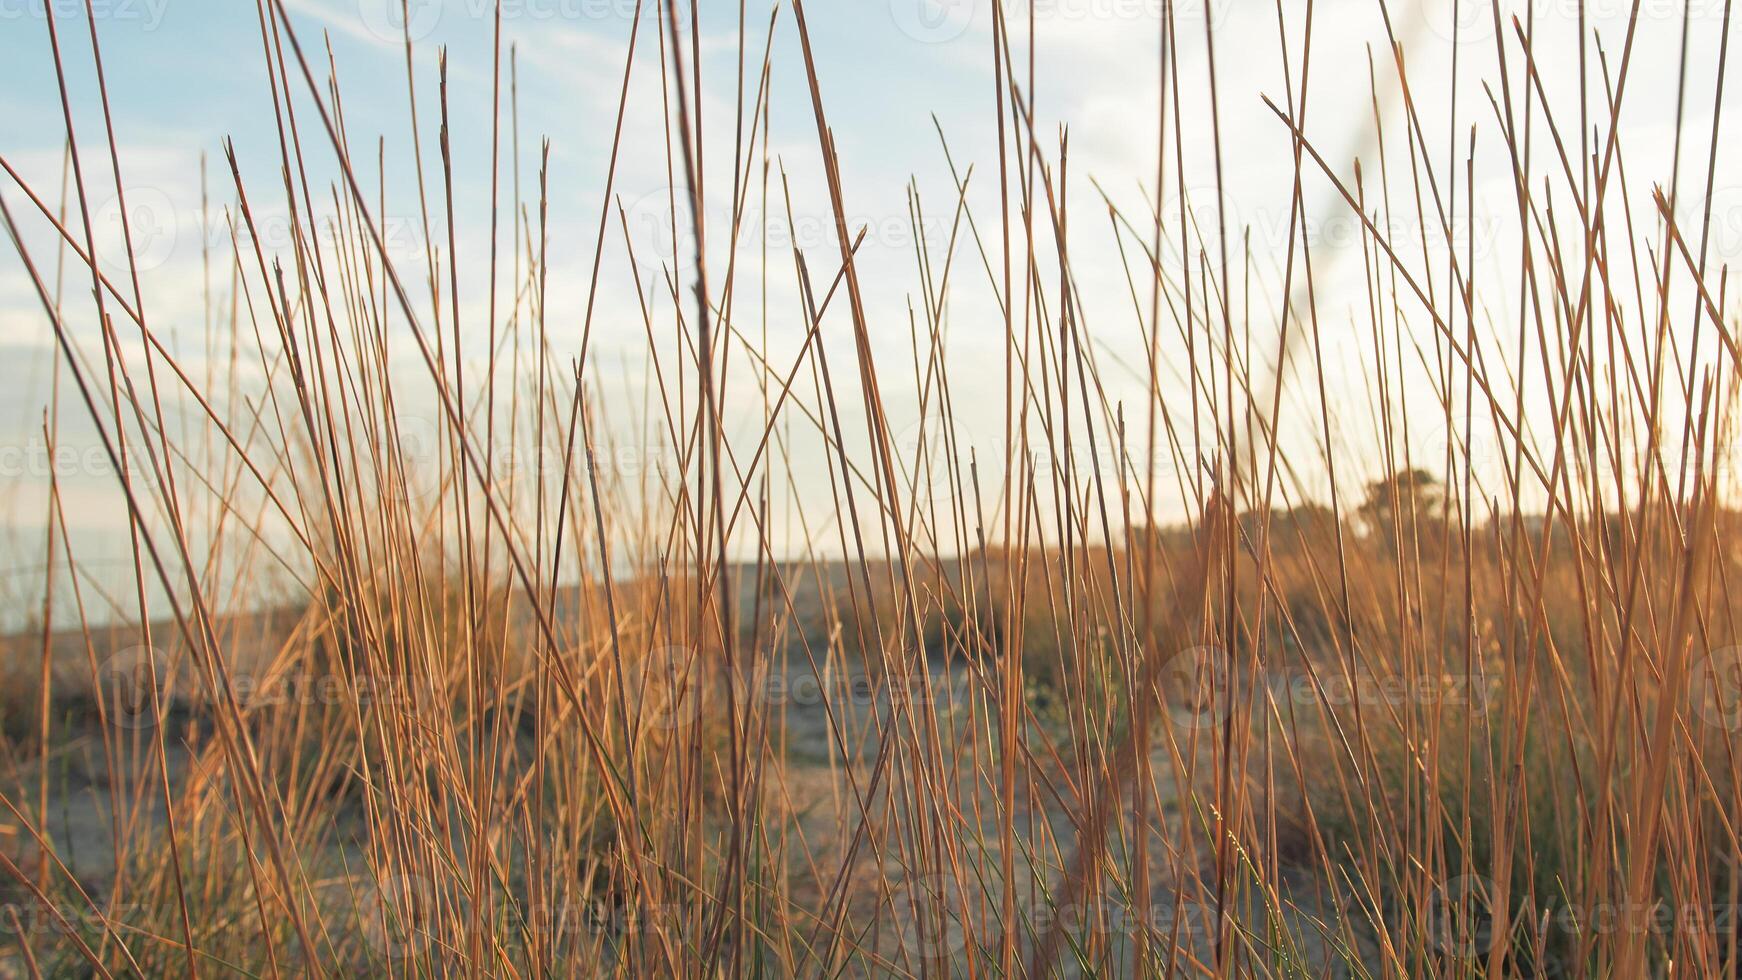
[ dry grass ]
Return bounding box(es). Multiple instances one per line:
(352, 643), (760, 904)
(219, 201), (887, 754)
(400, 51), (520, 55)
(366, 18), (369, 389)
(2, 0), (1741, 976)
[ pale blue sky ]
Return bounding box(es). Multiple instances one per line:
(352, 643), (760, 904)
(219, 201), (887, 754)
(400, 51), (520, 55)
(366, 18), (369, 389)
(1, 0), (1736, 622)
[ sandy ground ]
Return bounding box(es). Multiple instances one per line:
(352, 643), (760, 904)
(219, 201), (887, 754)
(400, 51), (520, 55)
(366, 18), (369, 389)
(0, 586), (1372, 976)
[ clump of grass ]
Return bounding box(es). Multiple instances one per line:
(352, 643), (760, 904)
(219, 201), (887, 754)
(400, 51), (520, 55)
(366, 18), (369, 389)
(2, 0), (1740, 975)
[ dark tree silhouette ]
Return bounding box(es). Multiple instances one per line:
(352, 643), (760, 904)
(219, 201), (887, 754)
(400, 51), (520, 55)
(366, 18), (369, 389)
(1359, 468), (1443, 543)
